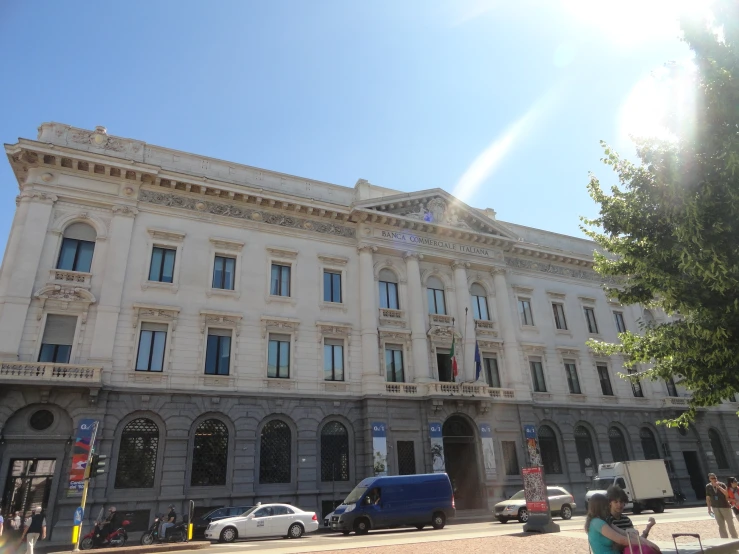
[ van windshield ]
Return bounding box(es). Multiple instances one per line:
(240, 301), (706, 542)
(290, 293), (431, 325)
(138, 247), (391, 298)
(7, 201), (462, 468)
(343, 485), (368, 505)
(591, 478), (613, 490)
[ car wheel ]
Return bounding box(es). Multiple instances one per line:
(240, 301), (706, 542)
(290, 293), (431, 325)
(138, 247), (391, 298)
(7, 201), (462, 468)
(518, 508), (529, 523)
(288, 523), (304, 539)
(415, 524), (425, 530)
(632, 503), (643, 515)
(560, 505), (573, 520)
(341, 530), (351, 535)
(354, 518), (370, 535)
(497, 517), (508, 524)
(219, 527), (237, 543)
(652, 500), (665, 514)
(432, 511), (446, 529)
(80, 537), (94, 550)
(140, 533), (154, 546)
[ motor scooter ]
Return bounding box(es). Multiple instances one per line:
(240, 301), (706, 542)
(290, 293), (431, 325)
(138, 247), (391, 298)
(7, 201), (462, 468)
(140, 515), (187, 545)
(79, 520), (130, 549)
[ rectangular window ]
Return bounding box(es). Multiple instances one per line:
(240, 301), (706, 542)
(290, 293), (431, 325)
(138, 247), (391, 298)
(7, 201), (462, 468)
(323, 339), (344, 381)
(427, 288), (446, 315)
(268, 334), (290, 378)
(436, 351), (453, 382)
(502, 441), (519, 476)
(552, 303), (568, 330)
(57, 238), (95, 273)
(212, 255), (236, 290)
(385, 346), (404, 383)
(397, 441), (416, 475)
(270, 264), (291, 297)
(628, 368), (644, 397)
(666, 377), (679, 397)
(472, 295), (489, 320)
(148, 247), (176, 283)
(379, 281), (399, 309)
(597, 365), (614, 396)
(323, 271), (342, 303)
(38, 314), (76, 363)
(205, 329), (231, 375)
(584, 307), (599, 334)
(484, 357), (501, 388)
(519, 299), (534, 326)
(135, 323), (168, 372)
(530, 360), (547, 392)
(564, 361), (582, 394)
(614, 311), (626, 333)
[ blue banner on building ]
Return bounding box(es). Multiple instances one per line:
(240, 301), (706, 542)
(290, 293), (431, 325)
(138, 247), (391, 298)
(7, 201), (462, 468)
(371, 422), (388, 476)
(67, 418), (97, 497)
(523, 424), (542, 467)
(429, 422), (445, 472)
(479, 423), (497, 479)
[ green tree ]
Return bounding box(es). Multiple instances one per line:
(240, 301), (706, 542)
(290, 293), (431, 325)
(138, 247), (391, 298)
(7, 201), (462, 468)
(583, 1), (739, 425)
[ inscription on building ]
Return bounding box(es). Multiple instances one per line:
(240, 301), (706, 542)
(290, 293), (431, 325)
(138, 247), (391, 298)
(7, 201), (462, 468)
(374, 229), (494, 258)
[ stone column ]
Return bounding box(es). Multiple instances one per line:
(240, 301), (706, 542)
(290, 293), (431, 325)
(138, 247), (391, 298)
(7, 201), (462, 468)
(358, 244), (381, 382)
(452, 260), (475, 382)
(89, 205), (138, 364)
(0, 195), (32, 299)
(404, 252), (430, 381)
(492, 267), (524, 389)
(0, 191), (57, 360)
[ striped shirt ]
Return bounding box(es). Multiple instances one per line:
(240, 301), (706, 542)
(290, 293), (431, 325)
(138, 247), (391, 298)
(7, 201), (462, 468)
(607, 514), (634, 531)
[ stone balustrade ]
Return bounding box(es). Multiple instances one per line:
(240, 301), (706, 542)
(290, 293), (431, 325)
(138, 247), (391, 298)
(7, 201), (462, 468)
(428, 314), (454, 326)
(48, 269), (92, 288)
(384, 383), (419, 395)
(0, 361), (102, 385)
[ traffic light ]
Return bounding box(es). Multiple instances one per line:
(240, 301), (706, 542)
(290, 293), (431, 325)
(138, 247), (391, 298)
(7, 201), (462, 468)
(88, 454), (107, 478)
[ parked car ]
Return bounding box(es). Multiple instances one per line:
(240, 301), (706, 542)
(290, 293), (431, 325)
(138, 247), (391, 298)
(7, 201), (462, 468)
(204, 503), (319, 542)
(330, 473), (455, 535)
(323, 511), (334, 528)
(192, 506), (253, 539)
(493, 486), (576, 523)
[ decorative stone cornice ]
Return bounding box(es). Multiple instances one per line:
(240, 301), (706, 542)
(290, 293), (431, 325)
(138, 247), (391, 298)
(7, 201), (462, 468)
(267, 246), (298, 259)
(210, 237), (245, 252)
(260, 316), (300, 339)
(133, 303), (181, 330)
(451, 260), (470, 271)
(505, 256), (618, 285)
(356, 244), (377, 254)
(379, 330), (411, 342)
(19, 191), (58, 204)
(147, 227), (186, 242)
(112, 205), (139, 217)
(34, 286), (96, 313)
(316, 321), (352, 342)
(199, 309), (243, 335)
(490, 267), (507, 277)
(318, 254), (349, 266)
(403, 251), (424, 261)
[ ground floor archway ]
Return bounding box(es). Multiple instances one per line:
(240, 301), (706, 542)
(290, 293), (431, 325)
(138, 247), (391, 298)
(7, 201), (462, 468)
(442, 415), (483, 510)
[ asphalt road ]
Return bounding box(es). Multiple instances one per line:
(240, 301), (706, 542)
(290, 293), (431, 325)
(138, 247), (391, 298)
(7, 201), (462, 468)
(188, 506), (712, 554)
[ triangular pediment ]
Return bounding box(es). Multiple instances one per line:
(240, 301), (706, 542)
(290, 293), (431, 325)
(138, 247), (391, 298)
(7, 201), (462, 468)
(353, 188), (518, 239)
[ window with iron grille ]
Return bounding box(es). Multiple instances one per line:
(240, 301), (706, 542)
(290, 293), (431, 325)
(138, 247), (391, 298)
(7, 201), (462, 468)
(530, 360), (547, 392)
(613, 311), (626, 333)
(552, 303), (568, 330)
(519, 299), (534, 326)
(538, 425), (562, 474)
(114, 418), (159, 489)
(564, 361), (581, 394)
(259, 420), (291, 483)
(191, 419), (229, 486)
(708, 429), (730, 469)
(584, 307), (599, 334)
(609, 426), (630, 462)
(639, 427), (660, 460)
(397, 441), (416, 475)
(597, 365), (614, 396)
(502, 441), (519, 476)
(323, 271), (342, 303)
(575, 426), (597, 473)
(628, 368), (644, 397)
(320, 422), (349, 481)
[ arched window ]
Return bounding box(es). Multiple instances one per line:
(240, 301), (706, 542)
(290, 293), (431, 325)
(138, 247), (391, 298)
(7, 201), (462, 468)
(427, 276), (446, 315)
(379, 269), (399, 310)
(538, 425), (562, 474)
(57, 223), (96, 272)
(320, 422), (349, 482)
(470, 283), (489, 320)
(191, 419), (229, 486)
(114, 418), (159, 489)
(259, 420), (291, 483)
(708, 429), (730, 469)
(609, 426), (630, 462)
(640, 427), (660, 460)
(574, 426), (597, 473)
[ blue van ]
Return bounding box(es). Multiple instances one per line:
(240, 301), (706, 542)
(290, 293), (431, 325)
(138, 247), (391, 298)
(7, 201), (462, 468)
(330, 473), (455, 535)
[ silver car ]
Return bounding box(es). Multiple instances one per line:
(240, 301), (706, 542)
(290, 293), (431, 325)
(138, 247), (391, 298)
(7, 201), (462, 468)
(493, 486), (576, 523)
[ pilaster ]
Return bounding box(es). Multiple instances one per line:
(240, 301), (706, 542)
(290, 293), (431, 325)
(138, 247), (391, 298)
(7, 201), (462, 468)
(404, 252), (430, 381)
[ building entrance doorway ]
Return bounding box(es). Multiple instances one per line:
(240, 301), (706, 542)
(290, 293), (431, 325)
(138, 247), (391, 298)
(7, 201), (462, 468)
(682, 451), (705, 501)
(442, 416), (482, 509)
(2, 459), (57, 518)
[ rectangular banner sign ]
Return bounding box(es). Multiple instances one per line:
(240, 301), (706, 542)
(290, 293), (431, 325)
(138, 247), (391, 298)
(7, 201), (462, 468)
(67, 419), (97, 497)
(522, 467), (550, 513)
(429, 422), (445, 472)
(523, 424), (542, 467)
(371, 422), (388, 476)
(479, 423), (497, 479)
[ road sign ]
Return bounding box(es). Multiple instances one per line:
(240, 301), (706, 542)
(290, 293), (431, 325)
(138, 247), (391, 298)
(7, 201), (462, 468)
(74, 507), (84, 525)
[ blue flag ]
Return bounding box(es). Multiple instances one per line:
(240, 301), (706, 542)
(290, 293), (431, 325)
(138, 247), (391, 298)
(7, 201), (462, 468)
(474, 341), (482, 381)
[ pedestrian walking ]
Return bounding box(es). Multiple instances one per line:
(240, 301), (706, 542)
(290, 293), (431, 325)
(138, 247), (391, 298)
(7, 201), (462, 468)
(706, 473), (738, 538)
(20, 507), (46, 554)
(720, 476), (739, 523)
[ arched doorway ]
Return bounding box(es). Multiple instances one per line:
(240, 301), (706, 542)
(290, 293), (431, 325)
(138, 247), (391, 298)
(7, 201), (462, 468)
(442, 416), (483, 509)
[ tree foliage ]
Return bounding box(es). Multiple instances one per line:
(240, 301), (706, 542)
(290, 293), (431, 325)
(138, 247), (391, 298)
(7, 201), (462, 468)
(582, 0), (739, 425)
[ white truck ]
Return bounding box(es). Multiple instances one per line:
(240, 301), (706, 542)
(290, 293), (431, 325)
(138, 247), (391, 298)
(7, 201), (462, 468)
(585, 460), (674, 514)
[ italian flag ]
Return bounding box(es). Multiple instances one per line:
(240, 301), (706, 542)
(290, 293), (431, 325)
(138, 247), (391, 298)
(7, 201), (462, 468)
(450, 336), (459, 380)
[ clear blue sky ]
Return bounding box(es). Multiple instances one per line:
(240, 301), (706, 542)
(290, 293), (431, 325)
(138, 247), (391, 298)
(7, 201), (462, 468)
(0, 1), (691, 256)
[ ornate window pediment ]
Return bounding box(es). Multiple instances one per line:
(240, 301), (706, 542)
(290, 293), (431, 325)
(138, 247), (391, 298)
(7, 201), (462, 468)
(34, 285), (96, 316)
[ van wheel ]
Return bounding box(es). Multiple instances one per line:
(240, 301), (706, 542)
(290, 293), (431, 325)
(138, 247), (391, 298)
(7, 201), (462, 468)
(518, 508), (529, 523)
(560, 505), (573, 520)
(341, 531), (351, 536)
(432, 512), (446, 529)
(415, 524), (425, 530)
(354, 518), (370, 535)
(632, 503), (643, 515)
(652, 501), (665, 514)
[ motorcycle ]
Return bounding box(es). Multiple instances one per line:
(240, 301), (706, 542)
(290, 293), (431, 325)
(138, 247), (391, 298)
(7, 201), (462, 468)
(80, 520), (130, 550)
(140, 514), (188, 545)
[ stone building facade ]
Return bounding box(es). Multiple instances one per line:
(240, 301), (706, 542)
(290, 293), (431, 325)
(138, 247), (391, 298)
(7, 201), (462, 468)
(1, 123), (737, 541)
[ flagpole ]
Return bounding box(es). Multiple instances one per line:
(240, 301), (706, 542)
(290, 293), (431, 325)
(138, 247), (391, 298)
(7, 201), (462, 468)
(464, 307), (468, 382)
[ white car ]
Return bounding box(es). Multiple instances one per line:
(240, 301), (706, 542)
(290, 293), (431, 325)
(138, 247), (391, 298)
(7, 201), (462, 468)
(205, 503), (319, 542)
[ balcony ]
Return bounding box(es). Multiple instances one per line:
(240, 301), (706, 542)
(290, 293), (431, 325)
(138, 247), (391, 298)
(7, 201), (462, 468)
(428, 314), (454, 326)
(384, 383), (419, 395)
(427, 382), (485, 396)
(379, 308), (406, 328)
(484, 387), (516, 400)
(474, 320), (497, 335)
(48, 269), (92, 289)
(0, 362), (102, 387)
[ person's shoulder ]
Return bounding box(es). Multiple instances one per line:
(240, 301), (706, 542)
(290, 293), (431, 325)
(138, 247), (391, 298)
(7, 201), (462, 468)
(589, 517), (606, 531)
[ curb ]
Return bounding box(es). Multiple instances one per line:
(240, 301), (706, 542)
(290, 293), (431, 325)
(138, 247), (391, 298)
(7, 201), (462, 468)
(50, 542), (212, 554)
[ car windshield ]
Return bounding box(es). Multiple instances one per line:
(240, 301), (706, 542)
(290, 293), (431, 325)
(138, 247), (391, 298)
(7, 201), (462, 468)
(591, 478), (613, 490)
(509, 490), (526, 500)
(343, 485), (368, 504)
(241, 506), (260, 517)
